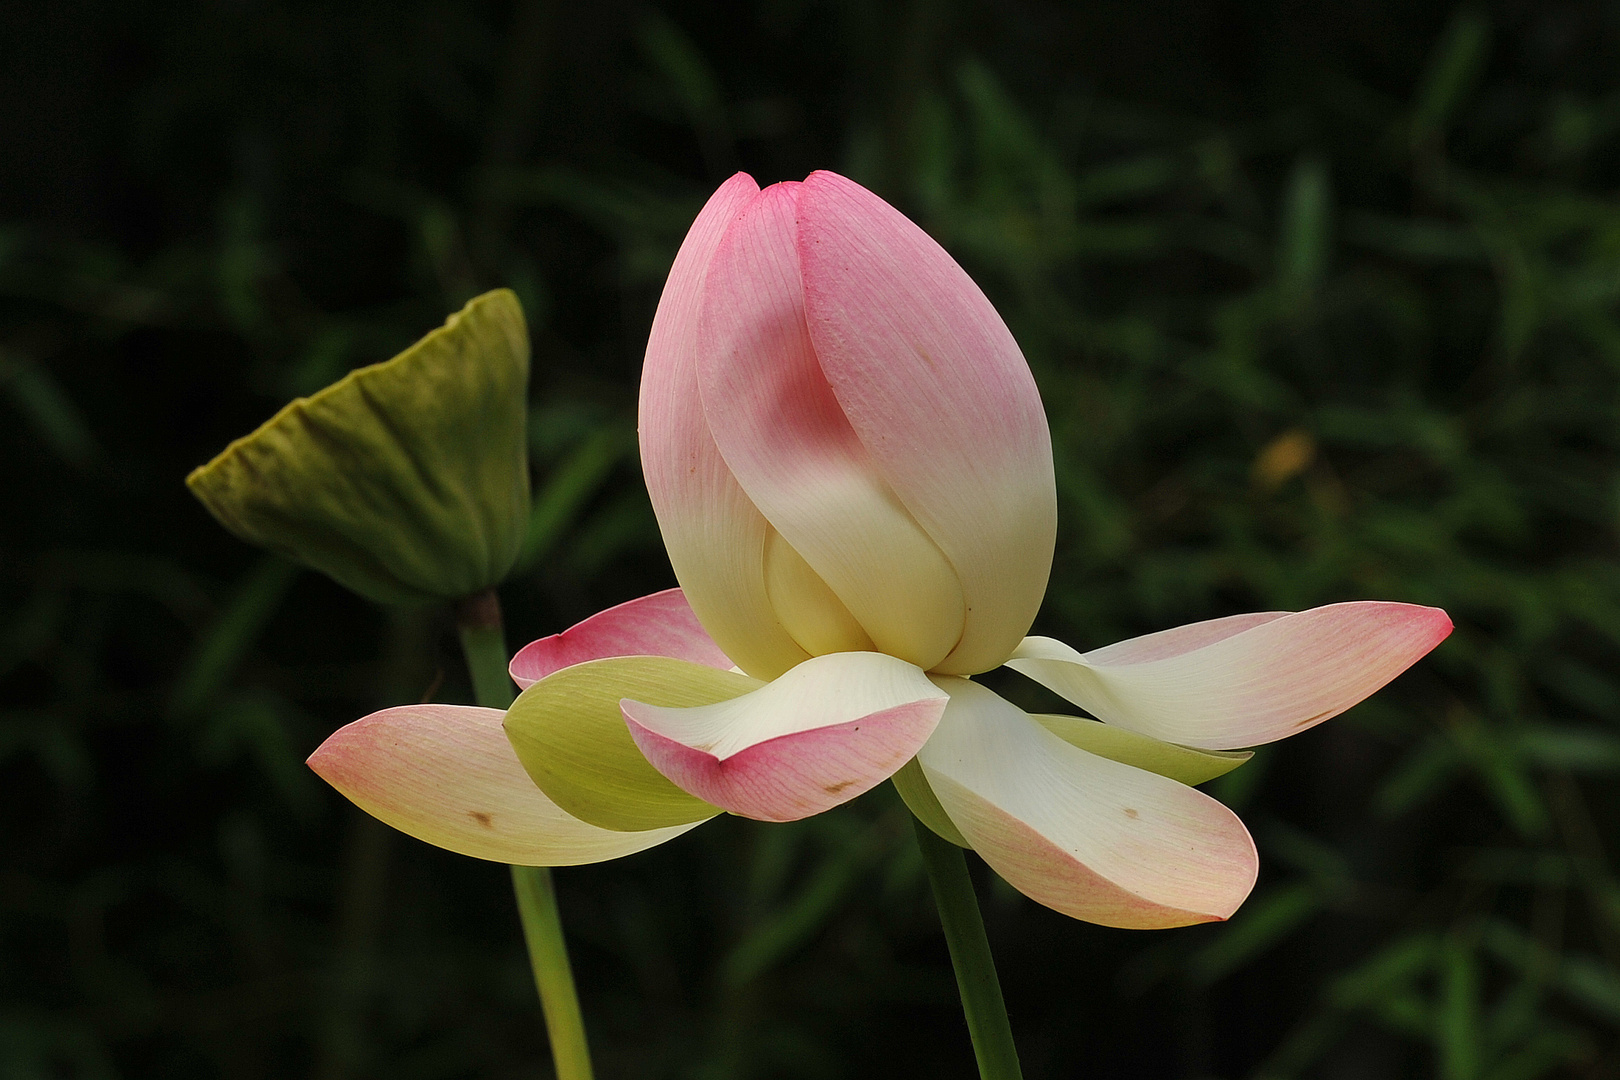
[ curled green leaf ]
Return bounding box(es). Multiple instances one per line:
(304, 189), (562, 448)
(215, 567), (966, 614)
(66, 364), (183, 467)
(187, 289), (531, 605)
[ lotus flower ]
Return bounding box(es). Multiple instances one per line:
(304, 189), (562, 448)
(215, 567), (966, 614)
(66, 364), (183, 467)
(309, 171), (1451, 928)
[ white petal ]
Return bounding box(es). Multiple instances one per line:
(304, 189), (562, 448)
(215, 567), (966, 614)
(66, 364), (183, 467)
(917, 678), (1258, 929)
(1005, 602), (1454, 749)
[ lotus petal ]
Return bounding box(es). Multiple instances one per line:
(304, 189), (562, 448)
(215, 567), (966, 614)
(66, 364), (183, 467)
(892, 757), (969, 847)
(640, 172), (810, 681)
(697, 182), (965, 671)
(1006, 602), (1454, 749)
(1032, 715), (1251, 786)
(308, 704), (697, 865)
(797, 172), (1056, 675)
(510, 588), (734, 690)
(504, 656), (759, 832)
(918, 677), (1258, 929)
(762, 528), (877, 656)
(623, 651), (947, 822)
(1082, 611), (1291, 664)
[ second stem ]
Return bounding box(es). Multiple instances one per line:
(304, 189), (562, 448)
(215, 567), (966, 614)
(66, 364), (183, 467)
(455, 590), (595, 1080)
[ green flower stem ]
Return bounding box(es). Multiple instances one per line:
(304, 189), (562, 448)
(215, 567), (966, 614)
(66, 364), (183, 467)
(510, 864), (594, 1080)
(455, 590), (517, 711)
(454, 590), (595, 1080)
(912, 816), (1023, 1080)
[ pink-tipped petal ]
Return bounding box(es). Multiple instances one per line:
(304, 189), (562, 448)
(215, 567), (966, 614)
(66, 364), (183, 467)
(308, 705), (697, 865)
(1081, 611), (1290, 665)
(697, 182), (965, 671)
(622, 651), (947, 822)
(641, 172), (810, 681)
(918, 678), (1258, 929)
(797, 171), (1056, 675)
(1006, 602), (1455, 750)
(510, 588), (735, 689)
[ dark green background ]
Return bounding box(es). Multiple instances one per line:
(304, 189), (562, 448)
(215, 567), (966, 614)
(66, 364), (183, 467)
(4, 2), (1619, 1077)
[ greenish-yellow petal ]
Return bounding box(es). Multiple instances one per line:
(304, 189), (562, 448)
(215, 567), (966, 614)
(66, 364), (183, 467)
(187, 289), (531, 606)
(892, 757), (969, 847)
(504, 655), (760, 831)
(1031, 714), (1251, 786)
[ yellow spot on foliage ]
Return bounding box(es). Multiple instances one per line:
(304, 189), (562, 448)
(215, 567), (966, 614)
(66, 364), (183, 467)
(1253, 429), (1316, 490)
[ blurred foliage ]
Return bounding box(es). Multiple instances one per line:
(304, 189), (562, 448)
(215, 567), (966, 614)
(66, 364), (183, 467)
(2, 1), (1619, 1078)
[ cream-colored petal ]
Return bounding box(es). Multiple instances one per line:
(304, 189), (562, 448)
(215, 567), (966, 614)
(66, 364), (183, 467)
(308, 704), (698, 865)
(1006, 602), (1454, 749)
(918, 678), (1258, 929)
(762, 529), (874, 656)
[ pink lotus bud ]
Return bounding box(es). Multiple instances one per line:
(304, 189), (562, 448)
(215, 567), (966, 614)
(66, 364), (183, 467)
(639, 171), (1057, 679)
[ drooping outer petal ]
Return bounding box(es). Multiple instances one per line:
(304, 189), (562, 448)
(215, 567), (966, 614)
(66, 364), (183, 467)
(640, 172), (809, 681)
(898, 714), (1250, 848)
(698, 182), (965, 670)
(1006, 602), (1454, 750)
(509, 588), (734, 690)
(623, 651), (947, 822)
(505, 656), (759, 832)
(798, 171), (1057, 675)
(309, 705), (697, 865)
(917, 678), (1258, 929)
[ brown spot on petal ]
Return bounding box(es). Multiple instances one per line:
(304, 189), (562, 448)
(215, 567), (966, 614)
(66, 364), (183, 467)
(1123, 808), (1139, 820)
(824, 779), (855, 795)
(469, 811), (494, 828)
